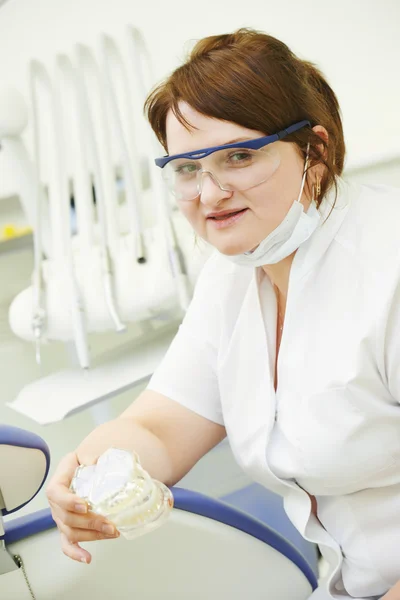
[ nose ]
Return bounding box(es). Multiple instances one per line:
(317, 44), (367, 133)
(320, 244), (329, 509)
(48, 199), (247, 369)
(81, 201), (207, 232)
(198, 170), (233, 207)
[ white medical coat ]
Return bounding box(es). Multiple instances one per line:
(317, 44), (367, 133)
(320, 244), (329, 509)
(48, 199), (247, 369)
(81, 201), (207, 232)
(148, 178), (400, 599)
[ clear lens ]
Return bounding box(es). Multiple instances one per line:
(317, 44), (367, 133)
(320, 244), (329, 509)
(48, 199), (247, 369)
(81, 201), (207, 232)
(163, 142), (281, 201)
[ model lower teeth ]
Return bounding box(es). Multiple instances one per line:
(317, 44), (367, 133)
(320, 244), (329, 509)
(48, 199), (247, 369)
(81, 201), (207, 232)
(70, 448), (173, 539)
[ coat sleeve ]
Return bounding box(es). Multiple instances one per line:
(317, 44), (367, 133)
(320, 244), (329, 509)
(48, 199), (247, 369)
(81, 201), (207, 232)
(146, 255), (224, 425)
(383, 268), (400, 403)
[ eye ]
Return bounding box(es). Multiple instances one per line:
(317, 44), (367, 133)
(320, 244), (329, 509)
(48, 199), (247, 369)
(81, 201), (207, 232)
(173, 162), (199, 175)
(228, 151), (253, 164)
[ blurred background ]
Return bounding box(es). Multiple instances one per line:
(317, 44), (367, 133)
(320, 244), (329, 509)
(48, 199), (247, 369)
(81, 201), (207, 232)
(0, 0), (399, 516)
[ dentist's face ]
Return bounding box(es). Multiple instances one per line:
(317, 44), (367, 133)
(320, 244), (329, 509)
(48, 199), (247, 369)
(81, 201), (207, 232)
(165, 102), (310, 256)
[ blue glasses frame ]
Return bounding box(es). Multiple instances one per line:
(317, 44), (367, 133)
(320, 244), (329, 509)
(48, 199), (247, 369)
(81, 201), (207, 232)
(155, 119), (311, 169)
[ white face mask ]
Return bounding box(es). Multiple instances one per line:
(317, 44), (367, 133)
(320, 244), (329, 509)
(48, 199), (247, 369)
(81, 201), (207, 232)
(223, 150), (321, 267)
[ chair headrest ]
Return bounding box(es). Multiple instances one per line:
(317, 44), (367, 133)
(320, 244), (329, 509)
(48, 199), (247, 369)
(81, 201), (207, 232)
(0, 425), (50, 515)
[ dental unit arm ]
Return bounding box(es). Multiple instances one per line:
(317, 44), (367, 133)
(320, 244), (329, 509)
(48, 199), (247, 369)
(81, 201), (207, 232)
(0, 87), (37, 235)
(0, 86), (51, 365)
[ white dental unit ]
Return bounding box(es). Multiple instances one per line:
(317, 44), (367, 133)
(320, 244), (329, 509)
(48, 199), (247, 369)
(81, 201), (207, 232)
(0, 0), (398, 598)
(2, 24), (200, 423)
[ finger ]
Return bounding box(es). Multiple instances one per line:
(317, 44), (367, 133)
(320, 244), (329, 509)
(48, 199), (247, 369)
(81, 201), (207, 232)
(52, 506), (118, 536)
(47, 489), (88, 516)
(60, 531), (92, 564)
(56, 517), (119, 544)
(55, 510), (117, 535)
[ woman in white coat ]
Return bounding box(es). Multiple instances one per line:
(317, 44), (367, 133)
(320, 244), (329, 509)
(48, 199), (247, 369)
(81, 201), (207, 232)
(46, 29), (400, 599)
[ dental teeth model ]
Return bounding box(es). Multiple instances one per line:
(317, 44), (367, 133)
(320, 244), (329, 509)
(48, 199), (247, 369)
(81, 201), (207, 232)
(70, 448), (174, 540)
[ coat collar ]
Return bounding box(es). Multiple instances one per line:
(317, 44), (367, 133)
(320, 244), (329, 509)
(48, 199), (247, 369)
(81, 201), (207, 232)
(288, 177), (352, 285)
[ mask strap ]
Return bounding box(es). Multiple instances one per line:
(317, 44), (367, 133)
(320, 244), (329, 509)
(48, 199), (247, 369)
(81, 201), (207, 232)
(296, 143), (310, 203)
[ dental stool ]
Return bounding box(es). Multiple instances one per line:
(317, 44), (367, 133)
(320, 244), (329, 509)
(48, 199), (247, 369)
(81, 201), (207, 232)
(1, 425), (318, 599)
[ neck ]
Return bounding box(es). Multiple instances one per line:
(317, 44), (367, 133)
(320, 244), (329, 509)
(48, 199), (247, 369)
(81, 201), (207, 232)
(261, 251), (296, 301)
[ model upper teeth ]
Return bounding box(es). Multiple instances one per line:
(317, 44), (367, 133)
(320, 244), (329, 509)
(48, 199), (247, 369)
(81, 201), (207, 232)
(70, 448), (174, 534)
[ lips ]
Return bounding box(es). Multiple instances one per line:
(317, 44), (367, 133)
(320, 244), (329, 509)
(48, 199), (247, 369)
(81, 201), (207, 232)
(207, 208), (247, 220)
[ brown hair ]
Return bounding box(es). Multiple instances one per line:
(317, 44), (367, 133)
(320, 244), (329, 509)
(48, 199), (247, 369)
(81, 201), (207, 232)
(144, 28), (345, 206)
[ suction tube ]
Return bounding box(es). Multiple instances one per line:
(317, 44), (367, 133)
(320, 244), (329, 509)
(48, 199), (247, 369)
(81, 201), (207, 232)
(29, 62), (62, 364)
(54, 56), (94, 254)
(100, 33), (146, 264)
(53, 55), (90, 369)
(125, 26), (191, 310)
(75, 44), (126, 333)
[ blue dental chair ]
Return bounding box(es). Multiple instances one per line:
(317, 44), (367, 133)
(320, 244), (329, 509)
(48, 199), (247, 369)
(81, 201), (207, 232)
(1, 425), (318, 599)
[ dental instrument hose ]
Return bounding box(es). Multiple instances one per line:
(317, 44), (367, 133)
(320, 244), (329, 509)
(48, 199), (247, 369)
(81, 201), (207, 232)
(29, 63), (48, 365)
(126, 26), (191, 310)
(75, 45), (126, 334)
(100, 34), (146, 264)
(54, 56), (91, 369)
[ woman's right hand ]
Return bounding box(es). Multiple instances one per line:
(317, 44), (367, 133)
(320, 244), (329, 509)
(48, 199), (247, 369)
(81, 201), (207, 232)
(46, 451), (120, 564)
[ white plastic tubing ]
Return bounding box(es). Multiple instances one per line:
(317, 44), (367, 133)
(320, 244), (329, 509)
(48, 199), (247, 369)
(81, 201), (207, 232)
(125, 26), (192, 310)
(21, 28), (192, 369)
(70, 48), (127, 335)
(30, 59), (91, 368)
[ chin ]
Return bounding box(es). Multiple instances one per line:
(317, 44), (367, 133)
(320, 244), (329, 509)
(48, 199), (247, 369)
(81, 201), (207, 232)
(213, 240), (256, 257)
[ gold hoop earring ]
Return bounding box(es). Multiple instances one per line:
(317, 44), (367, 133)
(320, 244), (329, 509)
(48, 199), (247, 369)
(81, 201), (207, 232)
(313, 175), (321, 201)
(312, 176), (321, 203)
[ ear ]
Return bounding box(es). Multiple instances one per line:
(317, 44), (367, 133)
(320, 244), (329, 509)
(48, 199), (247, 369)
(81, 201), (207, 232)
(312, 125), (329, 145)
(303, 126), (328, 202)
(310, 125), (329, 179)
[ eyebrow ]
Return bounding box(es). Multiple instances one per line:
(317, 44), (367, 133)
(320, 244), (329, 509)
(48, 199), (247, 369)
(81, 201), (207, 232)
(221, 136), (253, 145)
(177, 136), (254, 155)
